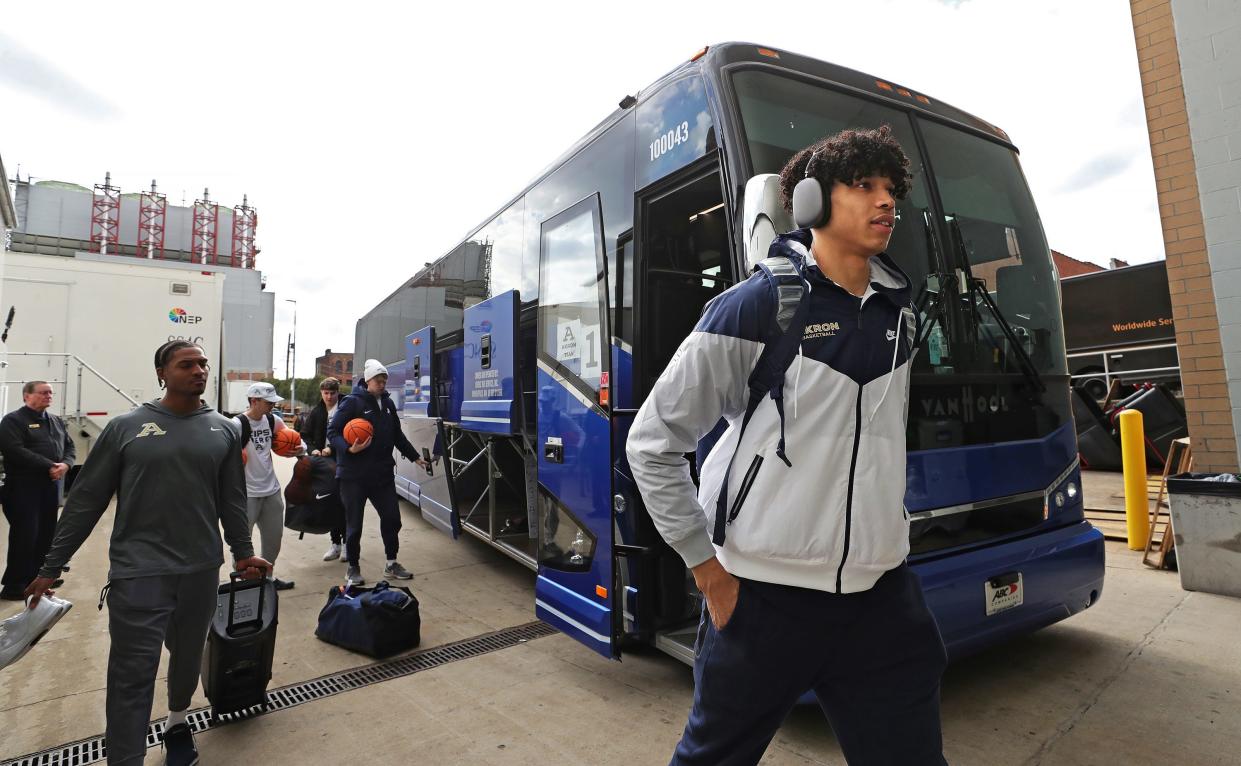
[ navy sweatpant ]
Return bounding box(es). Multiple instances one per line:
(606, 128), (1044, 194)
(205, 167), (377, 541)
(340, 476), (401, 566)
(1, 479), (60, 591)
(672, 564), (948, 766)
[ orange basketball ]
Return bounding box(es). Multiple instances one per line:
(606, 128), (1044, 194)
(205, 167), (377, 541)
(343, 418), (374, 445)
(272, 428), (303, 457)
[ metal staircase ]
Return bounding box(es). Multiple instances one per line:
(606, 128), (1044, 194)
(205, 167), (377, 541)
(3, 352), (141, 460)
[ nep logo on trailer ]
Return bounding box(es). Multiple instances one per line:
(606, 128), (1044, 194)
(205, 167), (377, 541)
(168, 307), (203, 324)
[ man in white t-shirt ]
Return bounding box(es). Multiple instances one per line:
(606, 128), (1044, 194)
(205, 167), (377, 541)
(240, 382), (296, 590)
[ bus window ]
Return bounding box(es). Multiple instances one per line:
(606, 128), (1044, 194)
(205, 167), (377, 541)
(615, 230), (634, 344)
(638, 166), (732, 397)
(539, 198), (607, 391)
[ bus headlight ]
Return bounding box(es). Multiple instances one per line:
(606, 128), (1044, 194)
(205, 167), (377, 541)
(1054, 491), (1066, 508)
(1066, 481), (1078, 500)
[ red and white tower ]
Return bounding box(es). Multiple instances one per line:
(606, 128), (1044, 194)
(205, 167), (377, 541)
(89, 171), (121, 255)
(231, 194), (257, 269)
(137, 180), (166, 259)
(191, 188), (219, 265)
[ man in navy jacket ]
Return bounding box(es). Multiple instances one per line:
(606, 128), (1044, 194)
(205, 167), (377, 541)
(627, 127), (948, 765)
(328, 359), (425, 585)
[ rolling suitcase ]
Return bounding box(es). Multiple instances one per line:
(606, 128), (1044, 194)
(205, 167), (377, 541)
(201, 572), (278, 719)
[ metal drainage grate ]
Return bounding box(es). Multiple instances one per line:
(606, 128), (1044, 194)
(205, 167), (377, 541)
(2, 620), (557, 766)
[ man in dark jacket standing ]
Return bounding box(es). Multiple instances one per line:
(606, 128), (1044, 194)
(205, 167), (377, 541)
(300, 376), (347, 561)
(0, 381), (75, 600)
(328, 359), (424, 586)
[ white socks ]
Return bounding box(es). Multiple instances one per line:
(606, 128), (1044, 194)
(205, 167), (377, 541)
(166, 709), (188, 730)
(386, 559), (397, 567)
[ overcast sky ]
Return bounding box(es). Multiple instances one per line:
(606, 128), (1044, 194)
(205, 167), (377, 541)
(1, 0), (1162, 377)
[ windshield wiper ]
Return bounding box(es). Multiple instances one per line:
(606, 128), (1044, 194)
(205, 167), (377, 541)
(947, 216), (1045, 392)
(911, 209), (953, 355)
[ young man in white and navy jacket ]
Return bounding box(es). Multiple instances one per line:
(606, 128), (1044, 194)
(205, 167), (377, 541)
(627, 126), (948, 766)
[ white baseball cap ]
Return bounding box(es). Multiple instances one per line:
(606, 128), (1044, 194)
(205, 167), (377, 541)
(245, 382), (284, 402)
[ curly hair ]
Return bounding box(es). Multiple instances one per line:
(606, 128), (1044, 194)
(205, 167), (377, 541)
(778, 125), (913, 214)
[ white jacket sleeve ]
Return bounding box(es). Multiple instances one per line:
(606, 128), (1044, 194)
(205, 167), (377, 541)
(625, 330), (763, 568)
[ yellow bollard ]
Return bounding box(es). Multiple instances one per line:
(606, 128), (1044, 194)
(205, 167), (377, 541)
(1118, 409), (1150, 551)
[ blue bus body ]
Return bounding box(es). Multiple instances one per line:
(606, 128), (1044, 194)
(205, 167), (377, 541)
(356, 42), (1104, 664)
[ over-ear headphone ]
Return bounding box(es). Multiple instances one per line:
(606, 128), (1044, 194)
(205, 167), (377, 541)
(791, 148), (830, 229)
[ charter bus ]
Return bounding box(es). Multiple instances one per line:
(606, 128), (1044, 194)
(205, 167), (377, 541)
(353, 42), (1105, 662)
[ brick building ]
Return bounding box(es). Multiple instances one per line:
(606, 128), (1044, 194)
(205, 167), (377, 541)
(316, 348), (354, 381)
(1053, 250), (1107, 278)
(1130, 0), (1241, 472)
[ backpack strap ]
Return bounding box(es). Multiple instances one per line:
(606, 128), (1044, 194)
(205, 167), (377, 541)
(237, 415), (251, 445)
(267, 412), (276, 433)
(711, 253), (810, 546)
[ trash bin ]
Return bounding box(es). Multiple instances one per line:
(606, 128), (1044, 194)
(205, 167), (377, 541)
(1166, 472), (1241, 598)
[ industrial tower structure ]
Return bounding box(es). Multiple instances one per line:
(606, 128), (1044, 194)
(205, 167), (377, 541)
(89, 171), (120, 255)
(191, 188), (219, 265)
(136, 180), (166, 260)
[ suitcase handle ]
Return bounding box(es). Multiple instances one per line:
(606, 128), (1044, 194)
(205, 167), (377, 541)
(226, 570), (268, 636)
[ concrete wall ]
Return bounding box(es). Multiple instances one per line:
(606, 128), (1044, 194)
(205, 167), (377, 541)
(1132, 0), (1241, 472)
(1167, 0), (1241, 469)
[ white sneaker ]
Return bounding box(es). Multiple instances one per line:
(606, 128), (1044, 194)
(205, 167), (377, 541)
(323, 543), (342, 562)
(0, 596), (73, 671)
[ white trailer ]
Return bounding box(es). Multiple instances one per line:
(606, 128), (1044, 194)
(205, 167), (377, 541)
(1, 252), (225, 456)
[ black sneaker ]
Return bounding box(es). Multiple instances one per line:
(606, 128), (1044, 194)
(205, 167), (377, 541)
(163, 722), (198, 766)
(273, 578), (295, 591)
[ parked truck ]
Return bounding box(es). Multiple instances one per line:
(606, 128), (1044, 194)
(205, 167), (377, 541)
(1061, 261), (1179, 401)
(1, 251), (225, 459)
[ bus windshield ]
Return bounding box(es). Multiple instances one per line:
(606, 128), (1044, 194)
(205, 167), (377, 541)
(732, 69), (1067, 382)
(917, 120), (1067, 379)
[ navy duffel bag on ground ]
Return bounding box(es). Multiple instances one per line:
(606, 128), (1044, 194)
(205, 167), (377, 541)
(314, 581), (421, 658)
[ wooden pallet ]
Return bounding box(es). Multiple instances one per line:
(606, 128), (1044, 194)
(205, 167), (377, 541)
(1085, 507), (1171, 544)
(1143, 438), (1191, 569)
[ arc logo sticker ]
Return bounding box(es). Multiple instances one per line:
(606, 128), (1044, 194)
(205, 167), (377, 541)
(135, 422), (168, 438)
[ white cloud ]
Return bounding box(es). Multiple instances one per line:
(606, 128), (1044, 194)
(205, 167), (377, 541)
(0, 0), (1163, 375)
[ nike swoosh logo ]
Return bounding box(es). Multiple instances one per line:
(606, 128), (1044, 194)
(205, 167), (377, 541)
(363, 410), (373, 415)
(210, 427), (225, 431)
(886, 330), (897, 341)
(315, 492), (333, 500)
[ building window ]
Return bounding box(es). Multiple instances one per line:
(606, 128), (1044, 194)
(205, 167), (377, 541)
(335, 361), (342, 373)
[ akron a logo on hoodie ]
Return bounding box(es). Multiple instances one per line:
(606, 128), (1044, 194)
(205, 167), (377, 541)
(135, 423), (168, 438)
(803, 321), (841, 341)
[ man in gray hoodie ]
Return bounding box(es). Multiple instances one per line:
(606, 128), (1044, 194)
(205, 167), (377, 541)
(24, 340), (271, 766)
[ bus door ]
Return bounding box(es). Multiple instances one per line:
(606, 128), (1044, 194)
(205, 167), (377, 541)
(405, 325), (459, 538)
(533, 193), (618, 658)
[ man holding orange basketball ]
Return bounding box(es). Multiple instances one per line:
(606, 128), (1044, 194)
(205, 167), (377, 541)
(328, 359), (425, 586)
(238, 382), (297, 591)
